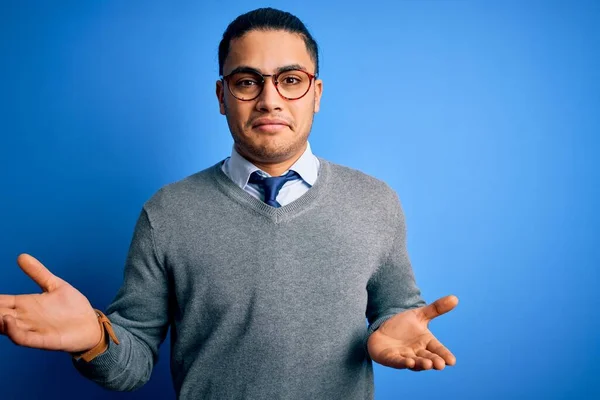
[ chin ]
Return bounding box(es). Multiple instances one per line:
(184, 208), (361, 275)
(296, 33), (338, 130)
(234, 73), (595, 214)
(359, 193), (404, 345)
(233, 128), (309, 161)
(241, 141), (303, 163)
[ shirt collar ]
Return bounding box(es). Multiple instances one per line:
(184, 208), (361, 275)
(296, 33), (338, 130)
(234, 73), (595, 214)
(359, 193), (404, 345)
(226, 142), (319, 189)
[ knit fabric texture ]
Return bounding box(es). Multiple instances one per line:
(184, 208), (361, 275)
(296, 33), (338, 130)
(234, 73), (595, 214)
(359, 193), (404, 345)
(73, 158), (425, 399)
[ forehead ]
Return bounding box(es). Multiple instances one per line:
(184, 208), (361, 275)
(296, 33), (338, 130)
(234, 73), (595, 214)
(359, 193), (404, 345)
(223, 30), (314, 75)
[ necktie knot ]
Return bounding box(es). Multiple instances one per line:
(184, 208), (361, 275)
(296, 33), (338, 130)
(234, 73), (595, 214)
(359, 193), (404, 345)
(248, 170), (299, 208)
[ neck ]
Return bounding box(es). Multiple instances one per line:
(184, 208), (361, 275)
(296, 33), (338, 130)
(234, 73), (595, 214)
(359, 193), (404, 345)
(237, 143), (307, 177)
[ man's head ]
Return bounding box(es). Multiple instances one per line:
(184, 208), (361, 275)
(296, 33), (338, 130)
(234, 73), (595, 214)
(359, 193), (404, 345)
(216, 8), (323, 167)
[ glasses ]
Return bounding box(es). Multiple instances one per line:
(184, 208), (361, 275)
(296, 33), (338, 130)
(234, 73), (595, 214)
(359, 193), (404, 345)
(221, 68), (317, 101)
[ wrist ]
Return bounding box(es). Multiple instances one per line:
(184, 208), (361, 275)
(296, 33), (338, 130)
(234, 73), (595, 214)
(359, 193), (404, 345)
(71, 310), (119, 362)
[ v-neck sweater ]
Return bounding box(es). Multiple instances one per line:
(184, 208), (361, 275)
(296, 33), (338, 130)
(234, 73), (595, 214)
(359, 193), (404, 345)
(74, 158), (425, 399)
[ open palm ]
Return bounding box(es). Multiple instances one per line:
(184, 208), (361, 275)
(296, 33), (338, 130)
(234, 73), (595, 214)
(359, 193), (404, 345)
(367, 295), (458, 371)
(0, 254), (100, 353)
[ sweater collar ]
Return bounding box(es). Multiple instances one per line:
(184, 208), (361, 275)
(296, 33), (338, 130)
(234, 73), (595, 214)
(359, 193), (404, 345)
(213, 157), (330, 223)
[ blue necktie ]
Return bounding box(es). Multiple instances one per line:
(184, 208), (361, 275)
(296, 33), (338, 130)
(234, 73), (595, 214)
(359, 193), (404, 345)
(248, 170), (299, 208)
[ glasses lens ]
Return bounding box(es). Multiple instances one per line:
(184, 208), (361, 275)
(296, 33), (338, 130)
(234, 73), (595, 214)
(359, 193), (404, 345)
(227, 70), (312, 100)
(277, 70), (311, 99)
(228, 71), (263, 100)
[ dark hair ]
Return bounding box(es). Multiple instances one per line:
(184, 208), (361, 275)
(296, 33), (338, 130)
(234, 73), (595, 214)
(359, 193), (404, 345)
(218, 7), (319, 76)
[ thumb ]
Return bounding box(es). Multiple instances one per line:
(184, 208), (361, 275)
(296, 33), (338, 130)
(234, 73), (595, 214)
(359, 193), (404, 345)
(16, 254), (60, 292)
(420, 295), (459, 321)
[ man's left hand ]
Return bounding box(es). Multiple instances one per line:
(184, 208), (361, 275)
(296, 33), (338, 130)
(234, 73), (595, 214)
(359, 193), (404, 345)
(367, 295), (458, 371)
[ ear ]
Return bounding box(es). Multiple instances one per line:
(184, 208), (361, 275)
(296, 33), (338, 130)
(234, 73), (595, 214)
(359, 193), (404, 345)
(313, 79), (323, 113)
(216, 80), (226, 115)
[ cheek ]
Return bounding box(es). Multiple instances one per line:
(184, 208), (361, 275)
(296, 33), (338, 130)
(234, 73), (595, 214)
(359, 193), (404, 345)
(225, 102), (251, 129)
(291, 102), (314, 128)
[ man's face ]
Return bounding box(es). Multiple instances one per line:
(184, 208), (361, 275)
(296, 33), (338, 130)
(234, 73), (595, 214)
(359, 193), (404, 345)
(216, 30), (323, 165)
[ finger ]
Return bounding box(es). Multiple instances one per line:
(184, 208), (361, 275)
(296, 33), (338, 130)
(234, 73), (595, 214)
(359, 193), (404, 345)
(420, 295), (459, 321)
(1, 315), (49, 349)
(0, 308), (17, 318)
(0, 315), (25, 337)
(0, 295), (16, 309)
(378, 352), (416, 370)
(427, 338), (456, 366)
(416, 349), (447, 370)
(16, 254), (59, 292)
(0, 310), (32, 331)
(395, 356), (417, 370)
(410, 357), (434, 371)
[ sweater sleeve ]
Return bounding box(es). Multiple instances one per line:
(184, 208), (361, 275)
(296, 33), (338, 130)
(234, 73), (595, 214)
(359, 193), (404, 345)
(72, 207), (171, 391)
(365, 194), (426, 336)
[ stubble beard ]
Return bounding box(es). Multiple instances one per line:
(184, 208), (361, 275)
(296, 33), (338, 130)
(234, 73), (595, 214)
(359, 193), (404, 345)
(233, 127), (311, 164)
(226, 109), (314, 165)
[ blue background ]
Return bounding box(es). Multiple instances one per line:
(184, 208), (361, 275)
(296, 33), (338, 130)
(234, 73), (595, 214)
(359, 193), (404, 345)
(1, 0), (598, 399)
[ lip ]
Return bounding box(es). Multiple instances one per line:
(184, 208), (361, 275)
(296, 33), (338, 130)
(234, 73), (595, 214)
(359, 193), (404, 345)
(254, 124), (288, 133)
(251, 118), (290, 129)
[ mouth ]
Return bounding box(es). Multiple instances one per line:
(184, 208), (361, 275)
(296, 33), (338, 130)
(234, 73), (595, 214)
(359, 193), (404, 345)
(251, 118), (290, 133)
(253, 123), (289, 133)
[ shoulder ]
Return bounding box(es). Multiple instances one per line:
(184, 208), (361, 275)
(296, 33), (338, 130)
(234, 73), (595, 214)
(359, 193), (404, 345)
(142, 161), (222, 215)
(321, 158), (400, 203)
(319, 158), (404, 222)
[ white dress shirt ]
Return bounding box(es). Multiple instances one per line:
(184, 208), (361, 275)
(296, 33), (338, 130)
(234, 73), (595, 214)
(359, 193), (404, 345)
(221, 142), (320, 207)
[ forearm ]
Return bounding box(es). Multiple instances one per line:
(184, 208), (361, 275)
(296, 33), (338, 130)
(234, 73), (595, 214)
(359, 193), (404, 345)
(366, 194), (425, 334)
(72, 206), (170, 390)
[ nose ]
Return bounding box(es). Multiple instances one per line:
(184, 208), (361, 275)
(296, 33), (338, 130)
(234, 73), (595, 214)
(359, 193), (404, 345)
(255, 76), (284, 112)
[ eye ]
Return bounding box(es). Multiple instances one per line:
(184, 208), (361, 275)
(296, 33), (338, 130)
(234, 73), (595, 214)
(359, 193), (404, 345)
(281, 75), (302, 85)
(230, 71), (262, 88)
(235, 78), (258, 87)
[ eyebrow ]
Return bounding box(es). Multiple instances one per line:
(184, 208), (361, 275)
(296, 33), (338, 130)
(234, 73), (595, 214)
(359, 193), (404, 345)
(225, 64), (309, 76)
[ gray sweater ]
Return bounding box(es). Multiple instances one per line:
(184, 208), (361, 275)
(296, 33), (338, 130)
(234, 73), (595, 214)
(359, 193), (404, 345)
(74, 158), (425, 399)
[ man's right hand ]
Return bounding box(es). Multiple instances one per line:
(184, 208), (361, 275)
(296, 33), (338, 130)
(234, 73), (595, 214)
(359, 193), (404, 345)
(0, 254), (101, 353)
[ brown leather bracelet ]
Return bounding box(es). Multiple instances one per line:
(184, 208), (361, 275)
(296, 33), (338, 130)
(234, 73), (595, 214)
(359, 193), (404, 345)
(71, 309), (120, 362)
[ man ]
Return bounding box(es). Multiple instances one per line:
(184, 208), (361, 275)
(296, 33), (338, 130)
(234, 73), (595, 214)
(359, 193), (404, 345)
(0, 7), (458, 399)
